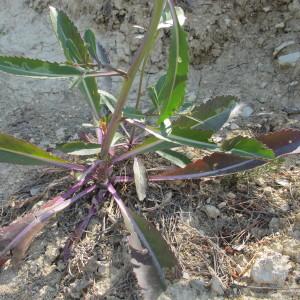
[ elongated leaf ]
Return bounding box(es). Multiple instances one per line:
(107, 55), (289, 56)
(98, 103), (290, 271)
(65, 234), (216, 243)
(174, 95), (238, 131)
(157, 11), (189, 123)
(0, 56), (82, 78)
(156, 149), (192, 167)
(84, 29), (97, 61)
(222, 136), (275, 159)
(49, 6), (90, 64)
(78, 77), (101, 120)
(108, 184), (180, 299)
(56, 141), (100, 156)
(133, 157), (148, 201)
(150, 129), (300, 181)
(0, 132), (82, 170)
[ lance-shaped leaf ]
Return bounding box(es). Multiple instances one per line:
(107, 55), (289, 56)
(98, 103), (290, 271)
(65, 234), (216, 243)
(174, 95), (238, 131)
(156, 149), (192, 167)
(108, 184), (181, 299)
(49, 6), (90, 64)
(133, 157), (148, 201)
(84, 29), (97, 61)
(0, 56), (82, 78)
(157, 9), (189, 123)
(0, 132), (83, 170)
(0, 182), (96, 265)
(56, 141), (100, 156)
(222, 136), (275, 159)
(150, 129), (300, 181)
(78, 77), (101, 120)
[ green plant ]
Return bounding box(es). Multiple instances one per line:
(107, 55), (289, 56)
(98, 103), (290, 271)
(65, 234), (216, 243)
(0, 1), (299, 298)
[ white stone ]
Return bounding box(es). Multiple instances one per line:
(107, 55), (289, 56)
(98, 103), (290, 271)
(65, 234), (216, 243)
(204, 205), (221, 219)
(251, 251), (292, 286)
(241, 105), (254, 118)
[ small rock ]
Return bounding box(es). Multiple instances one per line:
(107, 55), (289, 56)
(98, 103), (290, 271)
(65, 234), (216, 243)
(263, 6), (271, 13)
(241, 105), (254, 118)
(163, 191), (173, 204)
(204, 205), (221, 219)
(275, 179), (289, 187)
(30, 186), (41, 196)
(251, 250), (292, 286)
(282, 239), (300, 263)
(278, 52), (300, 67)
(218, 201), (227, 209)
(227, 192), (236, 200)
(210, 275), (225, 296)
(269, 217), (280, 233)
(275, 22), (285, 29)
(230, 123), (239, 130)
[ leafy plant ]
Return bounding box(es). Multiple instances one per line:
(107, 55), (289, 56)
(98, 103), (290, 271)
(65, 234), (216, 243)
(0, 1), (299, 298)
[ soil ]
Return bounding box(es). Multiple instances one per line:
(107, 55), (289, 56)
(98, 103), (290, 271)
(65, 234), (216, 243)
(0, 0), (300, 299)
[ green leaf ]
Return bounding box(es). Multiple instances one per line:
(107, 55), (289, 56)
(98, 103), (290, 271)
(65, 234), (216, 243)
(0, 56), (82, 78)
(157, 14), (189, 123)
(78, 78), (101, 120)
(148, 74), (166, 113)
(174, 95), (238, 131)
(84, 29), (97, 60)
(156, 149), (191, 167)
(56, 141), (100, 156)
(0, 132), (74, 167)
(49, 6), (90, 64)
(222, 136), (275, 159)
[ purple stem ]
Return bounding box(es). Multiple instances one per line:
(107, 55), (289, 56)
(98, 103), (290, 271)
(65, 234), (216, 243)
(96, 127), (103, 145)
(0, 184), (97, 258)
(63, 189), (108, 262)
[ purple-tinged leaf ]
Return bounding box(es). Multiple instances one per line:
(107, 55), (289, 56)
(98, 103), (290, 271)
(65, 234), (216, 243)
(150, 129), (300, 181)
(0, 184), (96, 266)
(108, 184), (180, 299)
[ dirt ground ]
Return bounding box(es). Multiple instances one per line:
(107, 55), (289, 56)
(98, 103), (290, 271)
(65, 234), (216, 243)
(0, 0), (300, 299)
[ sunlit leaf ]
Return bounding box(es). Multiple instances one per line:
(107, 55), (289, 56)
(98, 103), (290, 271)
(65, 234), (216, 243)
(156, 149), (191, 167)
(222, 136), (275, 159)
(158, 6), (186, 29)
(56, 141), (100, 156)
(0, 132), (81, 170)
(0, 56), (82, 78)
(157, 12), (189, 123)
(174, 95), (238, 131)
(133, 157), (148, 201)
(49, 6), (90, 64)
(150, 129), (300, 181)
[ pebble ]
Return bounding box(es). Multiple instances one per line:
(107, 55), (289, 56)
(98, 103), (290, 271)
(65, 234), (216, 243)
(275, 179), (290, 187)
(241, 105), (254, 118)
(278, 52), (300, 67)
(269, 217), (280, 233)
(275, 22), (285, 29)
(210, 275), (225, 295)
(230, 123), (239, 130)
(204, 205), (221, 219)
(251, 250), (292, 286)
(30, 186), (41, 196)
